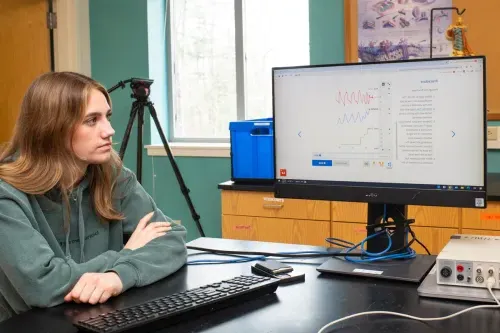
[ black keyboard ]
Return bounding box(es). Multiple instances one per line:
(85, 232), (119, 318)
(74, 274), (279, 333)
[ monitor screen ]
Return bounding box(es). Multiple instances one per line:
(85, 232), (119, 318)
(273, 57), (486, 209)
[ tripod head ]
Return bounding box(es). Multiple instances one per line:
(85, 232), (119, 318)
(107, 78), (154, 102)
(130, 79), (153, 101)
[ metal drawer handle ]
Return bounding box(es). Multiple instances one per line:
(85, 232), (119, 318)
(263, 203), (284, 209)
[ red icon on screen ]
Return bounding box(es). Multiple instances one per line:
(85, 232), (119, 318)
(280, 169), (287, 177)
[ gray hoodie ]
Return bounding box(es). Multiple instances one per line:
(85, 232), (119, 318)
(0, 166), (187, 322)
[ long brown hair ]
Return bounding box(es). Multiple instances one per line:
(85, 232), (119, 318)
(0, 71), (124, 222)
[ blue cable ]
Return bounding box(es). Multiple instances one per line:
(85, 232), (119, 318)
(345, 248), (416, 263)
(186, 219), (416, 265)
(275, 251), (333, 255)
(359, 230), (392, 256)
(187, 255), (267, 265)
(344, 224), (417, 263)
(186, 250), (334, 265)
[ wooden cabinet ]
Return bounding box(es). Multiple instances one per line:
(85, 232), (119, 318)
(331, 202), (367, 223)
(330, 221), (367, 245)
(221, 189), (500, 255)
(407, 206), (460, 228)
(221, 191), (331, 247)
(410, 226), (459, 255)
(222, 191), (330, 221)
(327, 222), (458, 255)
(462, 202), (500, 230)
(222, 215), (330, 247)
(328, 202), (460, 253)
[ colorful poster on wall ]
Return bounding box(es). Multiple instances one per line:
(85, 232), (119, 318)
(358, 0), (452, 62)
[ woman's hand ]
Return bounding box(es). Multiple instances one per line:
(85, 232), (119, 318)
(64, 272), (123, 304)
(124, 212), (172, 251)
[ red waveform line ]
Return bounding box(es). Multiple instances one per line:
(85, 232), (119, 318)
(336, 90), (375, 106)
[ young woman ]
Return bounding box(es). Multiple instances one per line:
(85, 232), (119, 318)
(0, 72), (187, 322)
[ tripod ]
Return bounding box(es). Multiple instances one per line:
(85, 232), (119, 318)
(107, 78), (205, 237)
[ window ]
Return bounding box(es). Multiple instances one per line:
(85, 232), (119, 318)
(168, 0), (310, 141)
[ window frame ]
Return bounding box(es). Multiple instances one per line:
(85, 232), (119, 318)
(166, 0), (252, 143)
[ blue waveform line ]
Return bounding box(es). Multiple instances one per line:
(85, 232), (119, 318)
(337, 110), (370, 124)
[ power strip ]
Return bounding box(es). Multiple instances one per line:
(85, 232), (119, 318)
(436, 234), (500, 289)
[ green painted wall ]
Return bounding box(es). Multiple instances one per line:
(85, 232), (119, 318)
(488, 122), (500, 172)
(309, 0), (345, 65)
(89, 0), (149, 174)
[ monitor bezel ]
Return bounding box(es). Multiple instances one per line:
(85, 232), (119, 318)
(272, 56), (487, 209)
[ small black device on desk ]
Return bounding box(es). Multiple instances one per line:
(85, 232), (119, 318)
(252, 260), (305, 284)
(74, 275), (279, 333)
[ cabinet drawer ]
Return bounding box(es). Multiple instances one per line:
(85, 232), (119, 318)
(462, 202), (500, 230)
(221, 191), (330, 220)
(407, 206), (460, 228)
(330, 221), (366, 246)
(331, 202), (367, 223)
(410, 227), (458, 255)
(222, 215), (330, 247)
(330, 202), (460, 228)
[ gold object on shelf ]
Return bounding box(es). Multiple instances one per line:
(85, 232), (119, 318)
(446, 15), (474, 56)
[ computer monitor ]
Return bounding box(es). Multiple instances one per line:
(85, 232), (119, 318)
(272, 56), (486, 282)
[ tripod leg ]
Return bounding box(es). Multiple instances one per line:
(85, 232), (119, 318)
(146, 102), (206, 237)
(119, 102), (140, 160)
(136, 105), (144, 184)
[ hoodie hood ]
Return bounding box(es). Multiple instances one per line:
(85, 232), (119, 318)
(1, 153), (91, 262)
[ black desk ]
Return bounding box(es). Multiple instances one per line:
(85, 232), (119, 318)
(1, 238), (499, 333)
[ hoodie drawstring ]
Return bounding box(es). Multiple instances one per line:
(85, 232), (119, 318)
(64, 186), (86, 263)
(77, 187), (85, 263)
(65, 217), (71, 260)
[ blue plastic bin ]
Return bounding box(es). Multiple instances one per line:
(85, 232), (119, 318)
(229, 118), (274, 182)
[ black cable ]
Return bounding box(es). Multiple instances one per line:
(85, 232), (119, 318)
(325, 240), (352, 248)
(326, 237), (355, 248)
(187, 232), (416, 264)
(380, 232), (415, 256)
(188, 212), (431, 260)
(393, 208), (431, 255)
(327, 237), (354, 246)
(186, 246), (366, 258)
(188, 251), (251, 259)
(414, 237), (431, 255)
(409, 226), (431, 255)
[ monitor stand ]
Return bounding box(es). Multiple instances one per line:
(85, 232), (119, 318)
(317, 203), (436, 283)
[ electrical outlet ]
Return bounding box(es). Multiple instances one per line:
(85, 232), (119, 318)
(488, 127), (498, 141)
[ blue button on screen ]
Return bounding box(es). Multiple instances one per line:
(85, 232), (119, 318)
(312, 160), (333, 166)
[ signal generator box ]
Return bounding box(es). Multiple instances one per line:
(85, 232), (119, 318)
(436, 234), (500, 289)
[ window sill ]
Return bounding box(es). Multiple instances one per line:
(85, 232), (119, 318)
(145, 143), (230, 157)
